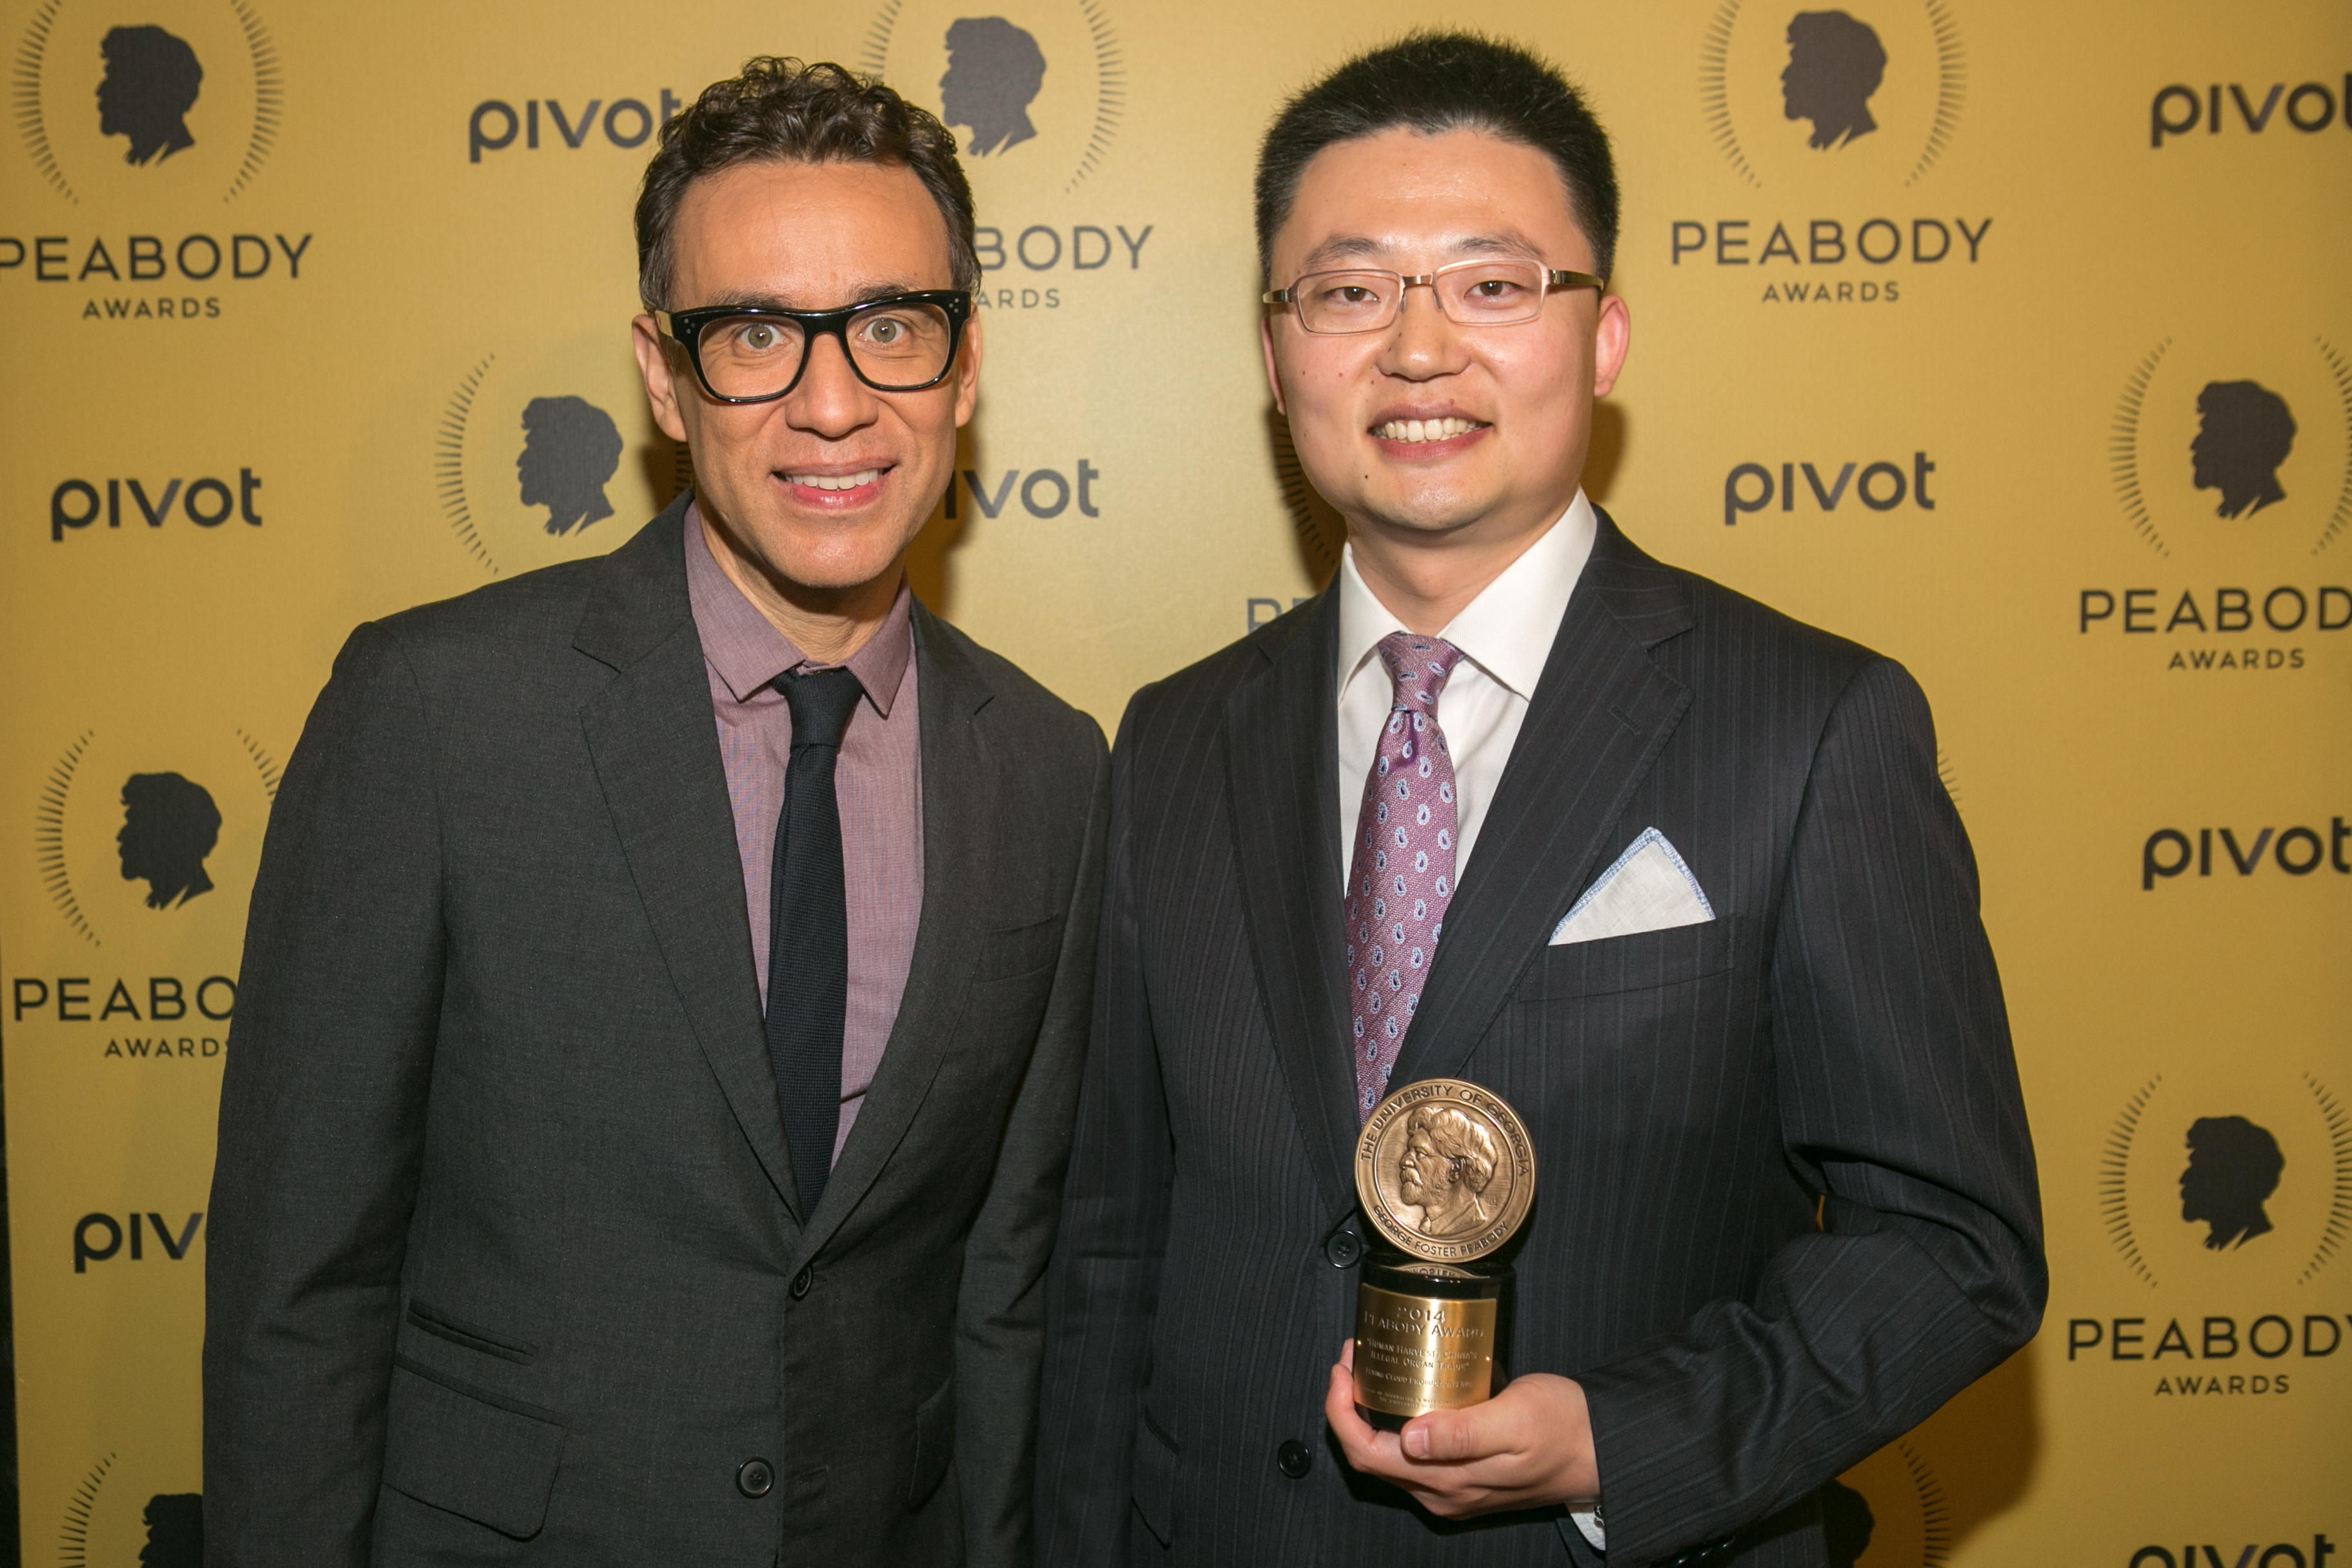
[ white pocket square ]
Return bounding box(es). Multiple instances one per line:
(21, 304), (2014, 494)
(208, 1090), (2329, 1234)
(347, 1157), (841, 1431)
(1550, 828), (1715, 945)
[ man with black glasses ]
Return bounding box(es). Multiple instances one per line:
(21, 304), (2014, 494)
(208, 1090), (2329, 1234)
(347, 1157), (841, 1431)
(206, 58), (1107, 1567)
(1040, 33), (2042, 1567)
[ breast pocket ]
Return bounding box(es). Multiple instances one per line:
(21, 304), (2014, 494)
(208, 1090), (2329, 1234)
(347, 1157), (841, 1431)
(1516, 914), (1744, 1002)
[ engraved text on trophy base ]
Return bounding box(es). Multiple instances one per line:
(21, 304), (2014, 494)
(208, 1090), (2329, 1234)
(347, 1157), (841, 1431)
(1352, 1284), (1498, 1416)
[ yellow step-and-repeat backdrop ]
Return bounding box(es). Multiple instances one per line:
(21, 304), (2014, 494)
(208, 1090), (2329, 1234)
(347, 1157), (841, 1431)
(1, 0), (2345, 1561)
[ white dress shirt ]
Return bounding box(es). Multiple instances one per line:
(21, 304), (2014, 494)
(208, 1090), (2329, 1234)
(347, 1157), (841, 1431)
(1336, 491), (1598, 886)
(1332, 490), (1607, 1552)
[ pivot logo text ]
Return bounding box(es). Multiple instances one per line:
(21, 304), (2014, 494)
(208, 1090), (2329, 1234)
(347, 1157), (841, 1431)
(944, 461), (1103, 521)
(51, 470), (262, 539)
(2129, 1539), (2337, 1568)
(2151, 77), (2352, 145)
(468, 91), (683, 161)
(74, 1211), (203, 1272)
(1723, 453), (1935, 526)
(2142, 818), (2351, 888)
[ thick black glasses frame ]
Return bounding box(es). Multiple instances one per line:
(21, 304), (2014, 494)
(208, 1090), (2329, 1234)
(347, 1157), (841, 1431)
(654, 290), (974, 404)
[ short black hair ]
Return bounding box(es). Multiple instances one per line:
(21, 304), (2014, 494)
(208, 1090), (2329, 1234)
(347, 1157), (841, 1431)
(636, 57), (978, 309)
(1253, 32), (1619, 285)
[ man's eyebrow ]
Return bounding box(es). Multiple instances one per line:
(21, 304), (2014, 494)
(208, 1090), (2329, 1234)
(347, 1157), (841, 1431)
(689, 281), (927, 311)
(1296, 235), (1389, 271)
(1442, 231), (1547, 261)
(1293, 231), (1551, 273)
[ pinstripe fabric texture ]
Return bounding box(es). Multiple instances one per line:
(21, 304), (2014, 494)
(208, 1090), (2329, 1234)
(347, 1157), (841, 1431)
(1038, 510), (2044, 1568)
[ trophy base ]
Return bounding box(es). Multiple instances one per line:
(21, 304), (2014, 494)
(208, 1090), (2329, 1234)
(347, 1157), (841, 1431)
(1351, 1248), (1513, 1431)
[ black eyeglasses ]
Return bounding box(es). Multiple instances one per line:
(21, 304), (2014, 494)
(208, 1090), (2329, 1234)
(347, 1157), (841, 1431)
(654, 290), (973, 403)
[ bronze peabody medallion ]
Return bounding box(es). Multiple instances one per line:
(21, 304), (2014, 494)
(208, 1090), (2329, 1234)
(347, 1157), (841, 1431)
(1349, 1080), (1537, 1427)
(1354, 1078), (1536, 1263)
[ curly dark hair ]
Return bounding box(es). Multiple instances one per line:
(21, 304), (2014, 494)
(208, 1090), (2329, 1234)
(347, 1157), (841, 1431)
(1254, 32), (1619, 285)
(635, 57), (979, 308)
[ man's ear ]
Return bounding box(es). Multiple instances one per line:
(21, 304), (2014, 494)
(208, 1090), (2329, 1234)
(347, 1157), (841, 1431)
(632, 314), (690, 445)
(1590, 294), (1632, 400)
(1260, 314), (1287, 416)
(954, 311), (984, 428)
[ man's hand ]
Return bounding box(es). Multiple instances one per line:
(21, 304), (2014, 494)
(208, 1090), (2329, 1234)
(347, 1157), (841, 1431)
(1324, 1340), (1600, 1519)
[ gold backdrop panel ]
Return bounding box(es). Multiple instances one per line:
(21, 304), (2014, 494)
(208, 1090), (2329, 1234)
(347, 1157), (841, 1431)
(1, 0), (2347, 1560)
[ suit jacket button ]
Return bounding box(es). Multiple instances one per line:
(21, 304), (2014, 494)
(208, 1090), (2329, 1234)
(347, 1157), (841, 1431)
(790, 1264), (814, 1300)
(736, 1458), (775, 1498)
(1275, 1439), (1312, 1479)
(1323, 1228), (1362, 1268)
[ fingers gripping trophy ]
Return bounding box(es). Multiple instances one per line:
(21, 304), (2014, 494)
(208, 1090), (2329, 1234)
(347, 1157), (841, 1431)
(1351, 1079), (1536, 1429)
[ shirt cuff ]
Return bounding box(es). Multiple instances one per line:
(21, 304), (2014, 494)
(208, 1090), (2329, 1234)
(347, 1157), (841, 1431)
(1571, 1505), (1605, 1552)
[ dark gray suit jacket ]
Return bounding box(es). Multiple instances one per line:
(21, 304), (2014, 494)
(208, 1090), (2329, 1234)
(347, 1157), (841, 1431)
(1036, 512), (2044, 1567)
(206, 499), (1109, 1567)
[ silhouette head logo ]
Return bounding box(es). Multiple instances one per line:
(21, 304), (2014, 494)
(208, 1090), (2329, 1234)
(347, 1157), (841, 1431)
(940, 17), (1047, 156)
(516, 396), (623, 536)
(2179, 1114), (2285, 1251)
(1781, 10), (1885, 149)
(96, 25), (203, 166)
(139, 1493), (204, 1568)
(2191, 380), (2297, 519)
(117, 772), (220, 910)
(1820, 1478), (1876, 1568)
(1397, 1103), (1500, 1239)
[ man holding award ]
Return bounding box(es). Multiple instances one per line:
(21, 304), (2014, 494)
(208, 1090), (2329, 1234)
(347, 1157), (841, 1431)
(1039, 32), (2044, 1568)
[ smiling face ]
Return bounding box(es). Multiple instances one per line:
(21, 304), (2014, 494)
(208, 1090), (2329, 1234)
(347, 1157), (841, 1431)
(633, 157), (979, 601)
(1261, 126), (1629, 559)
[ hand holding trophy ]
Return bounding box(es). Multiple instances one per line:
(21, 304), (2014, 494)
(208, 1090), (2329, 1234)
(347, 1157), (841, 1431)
(1350, 1078), (1536, 1430)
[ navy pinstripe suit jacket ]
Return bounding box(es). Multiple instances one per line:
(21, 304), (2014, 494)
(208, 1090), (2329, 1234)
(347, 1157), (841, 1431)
(1038, 510), (2044, 1567)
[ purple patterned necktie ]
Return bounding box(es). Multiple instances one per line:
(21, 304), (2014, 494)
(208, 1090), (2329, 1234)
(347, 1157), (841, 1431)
(1345, 632), (1465, 1121)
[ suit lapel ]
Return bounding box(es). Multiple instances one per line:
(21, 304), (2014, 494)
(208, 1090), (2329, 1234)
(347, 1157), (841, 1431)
(574, 501), (805, 1223)
(1388, 512), (1698, 1091)
(790, 601), (996, 1265)
(1225, 592), (1360, 1216)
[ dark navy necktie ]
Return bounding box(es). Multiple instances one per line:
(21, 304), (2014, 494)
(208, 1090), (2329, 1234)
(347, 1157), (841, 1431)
(768, 666), (864, 1216)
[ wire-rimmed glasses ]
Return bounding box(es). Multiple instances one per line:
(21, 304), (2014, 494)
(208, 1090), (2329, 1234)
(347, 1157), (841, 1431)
(1263, 259), (1605, 335)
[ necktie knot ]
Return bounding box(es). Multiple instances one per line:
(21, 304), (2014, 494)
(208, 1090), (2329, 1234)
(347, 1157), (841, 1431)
(777, 666), (864, 750)
(1376, 633), (1463, 714)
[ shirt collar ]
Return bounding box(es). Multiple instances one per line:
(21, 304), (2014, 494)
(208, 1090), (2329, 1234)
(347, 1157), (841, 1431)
(1336, 490), (1597, 705)
(683, 501), (914, 715)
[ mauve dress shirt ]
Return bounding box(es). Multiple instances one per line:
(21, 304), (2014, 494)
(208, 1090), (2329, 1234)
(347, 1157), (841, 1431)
(683, 507), (923, 1164)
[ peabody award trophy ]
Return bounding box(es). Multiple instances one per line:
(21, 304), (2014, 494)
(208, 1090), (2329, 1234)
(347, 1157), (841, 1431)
(1351, 1078), (1536, 1431)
